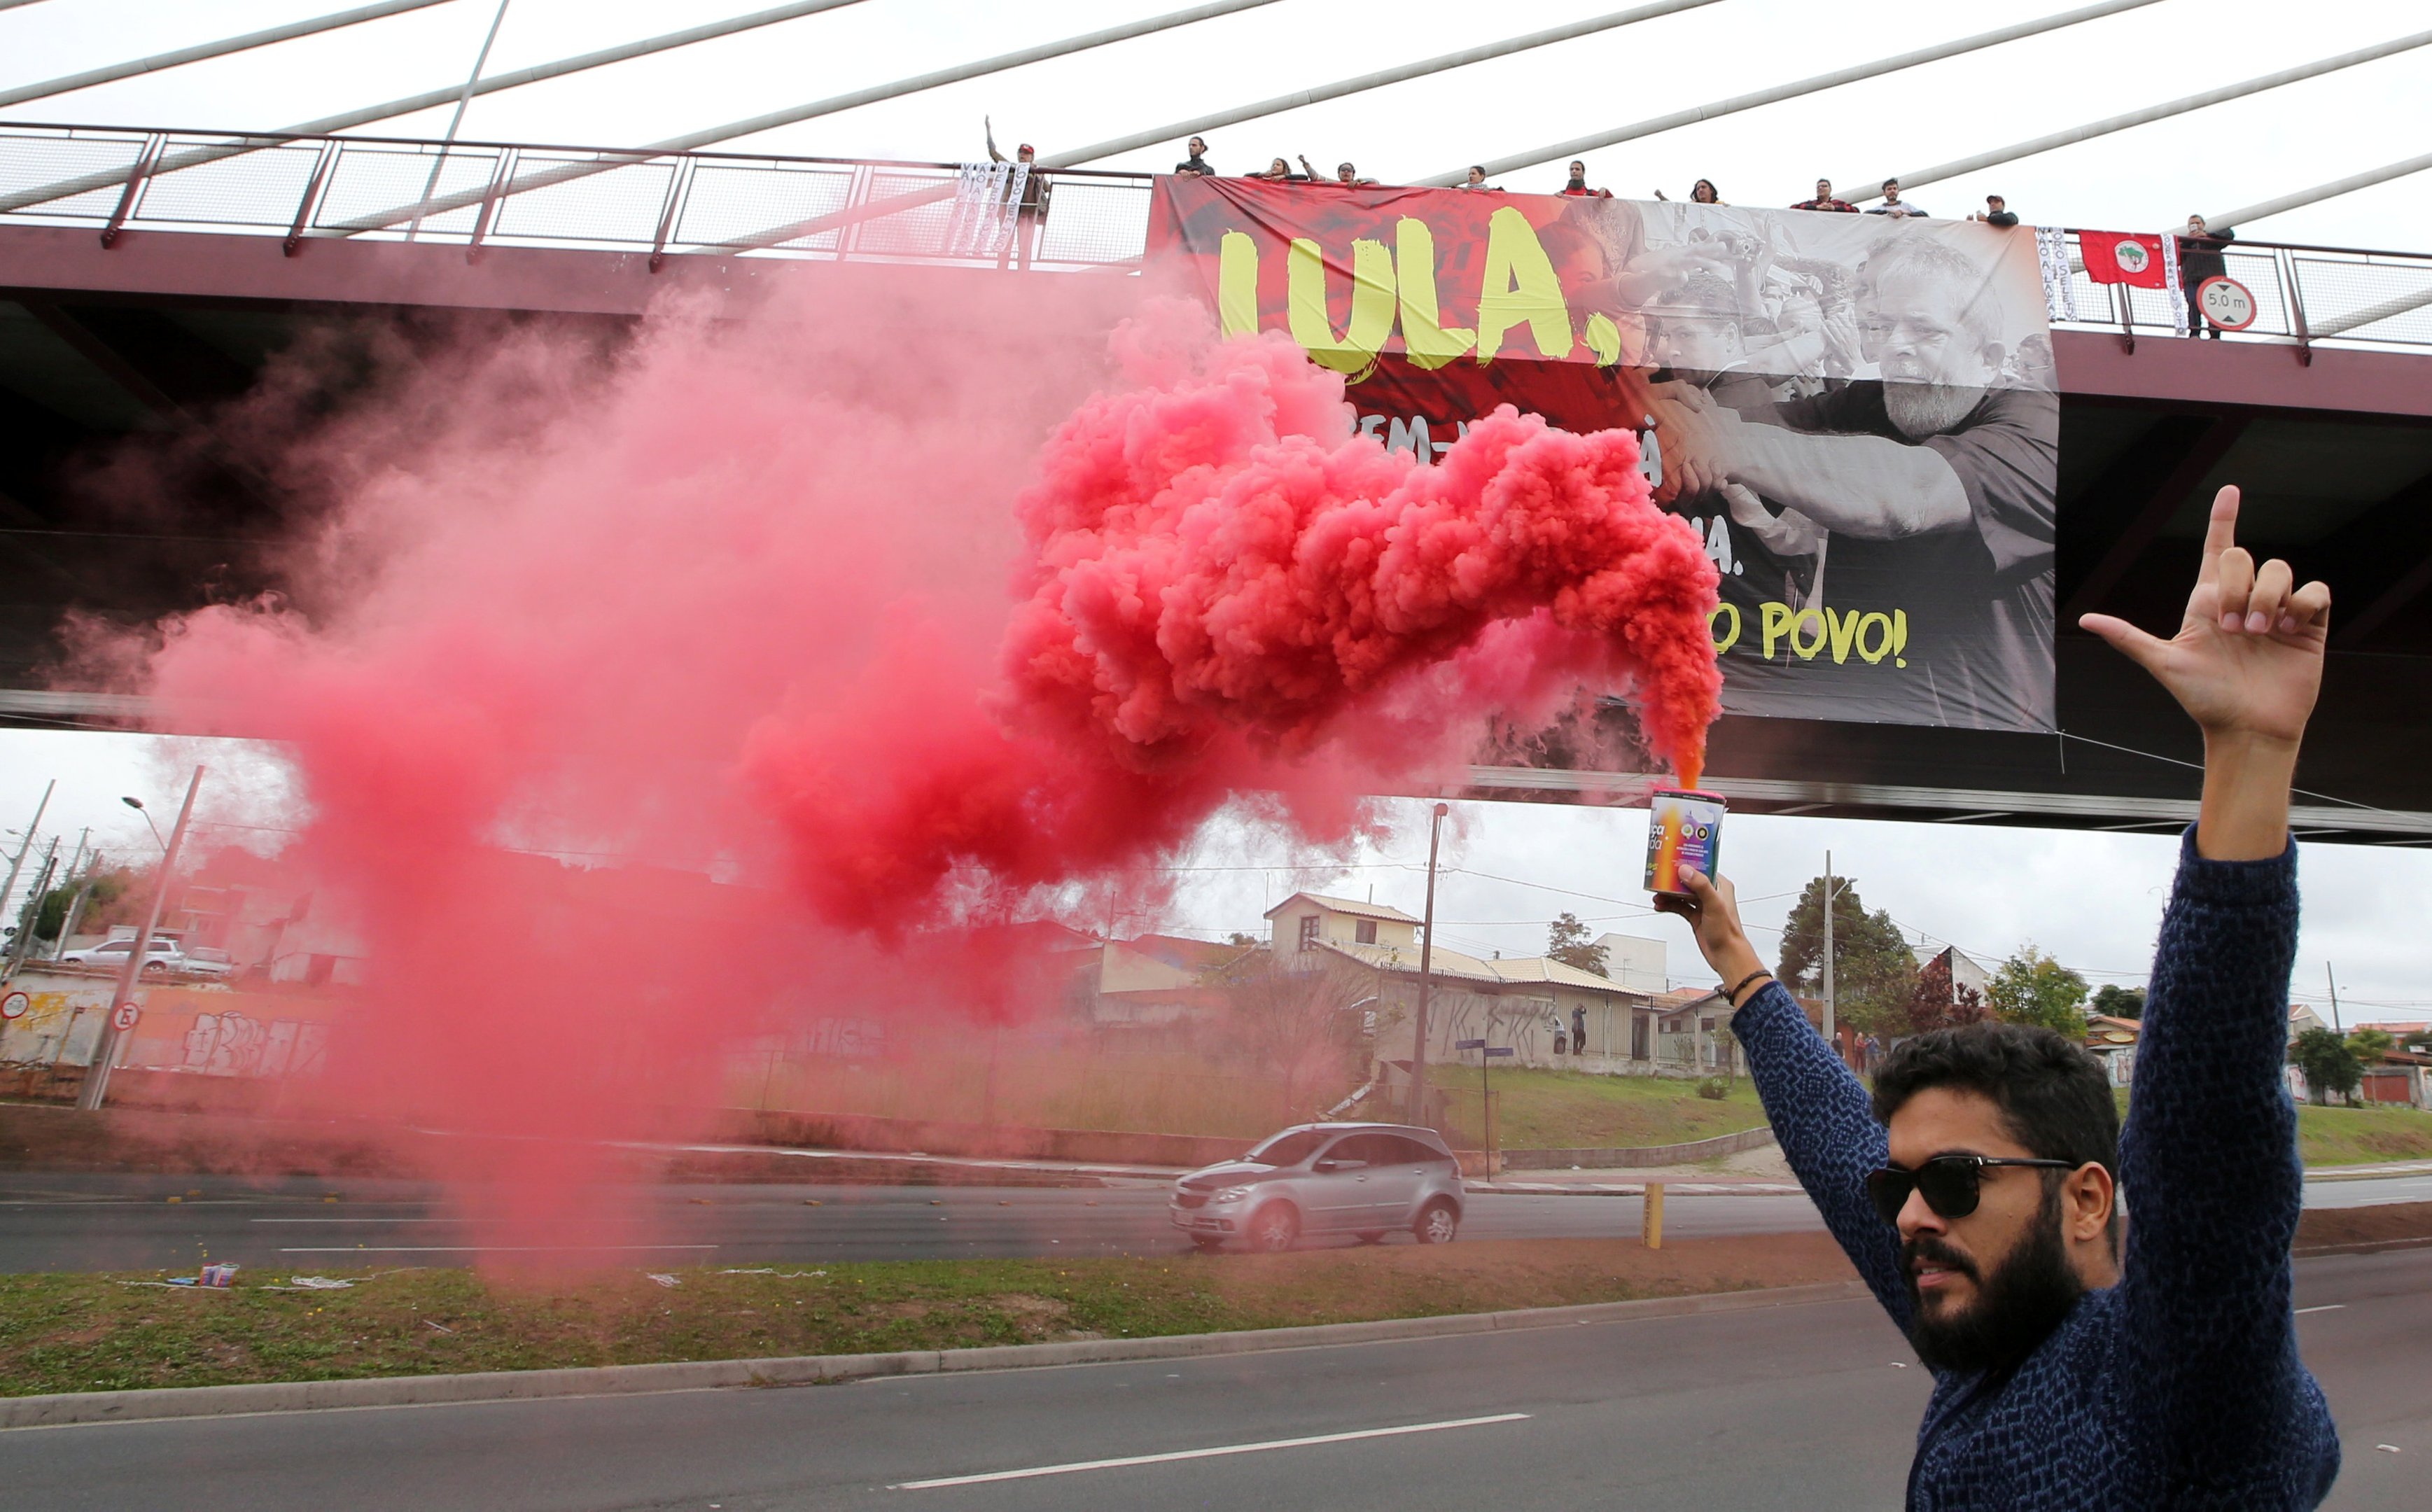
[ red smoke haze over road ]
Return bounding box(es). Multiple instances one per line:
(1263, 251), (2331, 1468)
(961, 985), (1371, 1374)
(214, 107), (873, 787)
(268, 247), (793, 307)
(101, 272), (1717, 1230)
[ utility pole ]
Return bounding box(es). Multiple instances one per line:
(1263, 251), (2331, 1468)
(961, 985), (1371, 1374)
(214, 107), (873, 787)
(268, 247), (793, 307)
(1408, 802), (1450, 1130)
(3, 835), (59, 981)
(2326, 964), (2342, 1036)
(0, 779), (55, 948)
(78, 767), (203, 1112)
(55, 846), (102, 960)
(1821, 850), (1836, 1053)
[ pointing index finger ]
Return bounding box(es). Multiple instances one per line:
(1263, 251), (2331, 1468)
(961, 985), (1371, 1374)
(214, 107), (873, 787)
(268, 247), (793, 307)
(2195, 485), (2241, 588)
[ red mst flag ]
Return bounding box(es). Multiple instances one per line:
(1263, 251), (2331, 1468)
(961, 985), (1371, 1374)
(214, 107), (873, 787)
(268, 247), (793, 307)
(2079, 231), (2170, 287)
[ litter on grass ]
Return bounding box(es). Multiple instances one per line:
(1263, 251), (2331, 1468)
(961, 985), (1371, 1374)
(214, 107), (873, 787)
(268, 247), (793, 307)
(646, 1273), (683, 1288)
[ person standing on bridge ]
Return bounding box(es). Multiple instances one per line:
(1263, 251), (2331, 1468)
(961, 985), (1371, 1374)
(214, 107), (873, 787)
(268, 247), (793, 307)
(1656, 484), (2341, 1508)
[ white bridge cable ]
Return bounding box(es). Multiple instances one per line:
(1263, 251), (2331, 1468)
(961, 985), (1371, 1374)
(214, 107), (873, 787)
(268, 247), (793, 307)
(1416, 0), (2168, 187)
(318, 0), (1287, 238)
(2207, 150), (2432, 236)
(1042, 0), (1724, 169)
(0, 0), (460, 110)
(0, 0), (63, 10)
(0, 0), (873, 216)
(1851, 29), (2432, 203)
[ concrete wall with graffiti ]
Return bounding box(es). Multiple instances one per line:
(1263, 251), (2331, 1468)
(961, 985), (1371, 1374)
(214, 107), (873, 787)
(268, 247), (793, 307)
(0, 968), (340, 1079)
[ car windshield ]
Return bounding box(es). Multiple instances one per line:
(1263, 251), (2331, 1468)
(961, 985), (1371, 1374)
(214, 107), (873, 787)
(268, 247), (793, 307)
(1245, 1130), (1327, 1167)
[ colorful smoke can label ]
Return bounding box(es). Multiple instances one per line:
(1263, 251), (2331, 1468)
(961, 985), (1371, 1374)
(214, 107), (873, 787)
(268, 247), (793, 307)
(1645, 790), (1726, 895)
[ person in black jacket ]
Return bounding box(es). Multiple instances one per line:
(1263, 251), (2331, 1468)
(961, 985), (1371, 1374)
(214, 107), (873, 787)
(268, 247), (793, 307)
(2179, 215), (2238, 337)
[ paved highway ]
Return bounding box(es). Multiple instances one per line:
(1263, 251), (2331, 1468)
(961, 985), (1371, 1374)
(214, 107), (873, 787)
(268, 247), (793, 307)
(4, 1171), (2424, 1273)
(3, 1247), (2423, 1510)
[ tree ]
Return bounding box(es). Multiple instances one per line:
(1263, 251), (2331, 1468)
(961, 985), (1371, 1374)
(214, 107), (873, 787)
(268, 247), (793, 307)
(1987, 945), (2088, 1036)
(2088, 984), (2146, 1021)
(1546, 911), (1609, 976)
(2289, 1026), (2361, 1106)
(2345, 1028), (2396, 1067)
(1908, 952), (1990, 1035)
(1214, 954), (1373, 1119)
(1778, 873), (1917, 1037)
(1227, 932), (1260, 948)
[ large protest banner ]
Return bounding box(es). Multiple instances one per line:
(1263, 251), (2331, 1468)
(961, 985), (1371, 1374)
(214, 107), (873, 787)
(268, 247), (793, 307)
(1147, 179), (2059, 733)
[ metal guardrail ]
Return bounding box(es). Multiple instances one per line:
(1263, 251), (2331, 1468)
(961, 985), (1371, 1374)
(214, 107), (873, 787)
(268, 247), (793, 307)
(2047, 230), (2432, 356)
(0, 122), (1156, 272)
(4, 122), (2430, 354)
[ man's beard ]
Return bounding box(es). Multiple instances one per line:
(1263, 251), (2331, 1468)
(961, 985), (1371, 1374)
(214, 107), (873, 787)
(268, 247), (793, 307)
(1882, 381), (1986, 439)
(1904, 1186), (2085, 1375)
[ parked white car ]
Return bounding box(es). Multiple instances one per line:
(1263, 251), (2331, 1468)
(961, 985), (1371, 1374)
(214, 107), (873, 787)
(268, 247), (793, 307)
(59, 938), (186, 972)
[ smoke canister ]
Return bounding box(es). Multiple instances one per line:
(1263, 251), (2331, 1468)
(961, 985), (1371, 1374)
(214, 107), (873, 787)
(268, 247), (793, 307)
(1644, 790), (1726, 896)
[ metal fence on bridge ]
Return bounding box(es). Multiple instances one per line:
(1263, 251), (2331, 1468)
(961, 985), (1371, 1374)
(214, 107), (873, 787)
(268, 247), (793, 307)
(4, 122), (2431, 354)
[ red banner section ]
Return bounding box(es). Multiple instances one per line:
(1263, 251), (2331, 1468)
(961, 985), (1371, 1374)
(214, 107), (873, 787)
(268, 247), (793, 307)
(1149, 178), (2059, 732)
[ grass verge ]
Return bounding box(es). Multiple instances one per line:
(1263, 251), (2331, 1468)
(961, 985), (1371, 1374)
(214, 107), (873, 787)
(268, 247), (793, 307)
(1452, 1067), (1768, 1151)
(2294, 1102), (2432, 1166)
(0, 1233), (1857, 1398)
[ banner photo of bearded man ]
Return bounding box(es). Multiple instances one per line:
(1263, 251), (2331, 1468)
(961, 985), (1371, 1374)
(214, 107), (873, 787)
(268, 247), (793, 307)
(1149, 179), (2059, 734)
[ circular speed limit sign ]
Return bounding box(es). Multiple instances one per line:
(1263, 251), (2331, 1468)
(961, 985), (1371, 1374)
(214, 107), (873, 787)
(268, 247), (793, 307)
(0, 990), (26, 1021)
(2198, 275), (2258, 331)
(111, 1001), (141, 1032)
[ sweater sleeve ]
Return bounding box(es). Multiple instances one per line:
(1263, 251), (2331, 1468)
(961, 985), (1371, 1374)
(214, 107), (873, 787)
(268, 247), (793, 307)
(1731, 981), (1910, 1326)
(2118, 830), (2325, 1485)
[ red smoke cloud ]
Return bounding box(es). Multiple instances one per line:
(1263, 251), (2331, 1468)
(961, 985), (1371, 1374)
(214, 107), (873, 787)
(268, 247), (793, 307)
(113, 274), (1716, 1220)
(746, 308), (1720, 931)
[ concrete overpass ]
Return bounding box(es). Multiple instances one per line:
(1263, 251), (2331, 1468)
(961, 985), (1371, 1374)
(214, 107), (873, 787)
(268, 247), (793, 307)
(2, 122), (2429, 842)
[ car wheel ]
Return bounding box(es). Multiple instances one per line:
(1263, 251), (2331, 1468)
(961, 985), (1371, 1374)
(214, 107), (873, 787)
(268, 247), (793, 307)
(1413, 1200), (1458, 1245)
(1247, 1203), (1299, 1254)
(1354, 1231), (1386, 1245)
(141, 961), (166, 974)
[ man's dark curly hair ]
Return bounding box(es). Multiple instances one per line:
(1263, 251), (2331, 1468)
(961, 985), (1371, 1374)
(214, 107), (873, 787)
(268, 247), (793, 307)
(1872, 1021), (2119, 1179)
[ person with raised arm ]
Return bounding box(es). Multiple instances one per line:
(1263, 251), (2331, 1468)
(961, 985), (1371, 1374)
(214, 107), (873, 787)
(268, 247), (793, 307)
(1658, 484), (2340, 1508)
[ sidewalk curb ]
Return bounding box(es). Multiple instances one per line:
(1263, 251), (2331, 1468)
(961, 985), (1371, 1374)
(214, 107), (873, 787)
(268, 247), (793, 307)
(0, 1280), (1871, 1432)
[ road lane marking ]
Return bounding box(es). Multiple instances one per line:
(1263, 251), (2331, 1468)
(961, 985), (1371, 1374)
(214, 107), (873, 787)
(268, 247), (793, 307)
(279, 1254), (710, 1264)
(891, 1413), (1530, 1489)
(2295, 1304), (2347, 1314)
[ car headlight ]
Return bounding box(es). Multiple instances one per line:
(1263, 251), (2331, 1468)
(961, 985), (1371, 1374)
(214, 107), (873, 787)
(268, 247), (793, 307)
(1212, 1186), (1255, 1205)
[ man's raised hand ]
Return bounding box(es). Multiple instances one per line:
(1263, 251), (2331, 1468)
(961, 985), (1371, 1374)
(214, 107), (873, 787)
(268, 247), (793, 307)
(2077, 486), (2328, 749)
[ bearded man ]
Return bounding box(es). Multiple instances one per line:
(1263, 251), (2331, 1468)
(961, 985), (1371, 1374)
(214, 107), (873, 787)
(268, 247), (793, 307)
(1659, 232), (2057, 729)
(1658, 487), (2342, 1508)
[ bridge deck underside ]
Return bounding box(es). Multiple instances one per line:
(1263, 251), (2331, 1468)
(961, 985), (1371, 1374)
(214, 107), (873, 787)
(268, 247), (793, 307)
(1, 230), (2429, 842)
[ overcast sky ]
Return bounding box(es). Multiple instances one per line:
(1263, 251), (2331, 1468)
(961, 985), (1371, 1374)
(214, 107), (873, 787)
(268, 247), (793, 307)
(4, 0), (2428, 1021)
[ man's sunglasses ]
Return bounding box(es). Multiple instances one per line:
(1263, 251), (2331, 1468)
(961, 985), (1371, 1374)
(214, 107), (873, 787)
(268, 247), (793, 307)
(1866, 1155), (2076, 1224)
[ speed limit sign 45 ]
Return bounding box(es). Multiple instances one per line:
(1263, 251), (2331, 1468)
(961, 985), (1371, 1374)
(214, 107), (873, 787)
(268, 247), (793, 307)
(2198, 275), (2258, 331)
(112, 1001), (140, 1032)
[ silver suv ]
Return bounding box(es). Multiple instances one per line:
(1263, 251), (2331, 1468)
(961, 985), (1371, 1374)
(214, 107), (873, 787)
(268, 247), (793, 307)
(1171, 1122), (1465, 1253)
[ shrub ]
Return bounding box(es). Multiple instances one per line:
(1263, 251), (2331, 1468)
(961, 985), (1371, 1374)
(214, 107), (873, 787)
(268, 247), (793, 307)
(1695, 1077), (1729, 1101)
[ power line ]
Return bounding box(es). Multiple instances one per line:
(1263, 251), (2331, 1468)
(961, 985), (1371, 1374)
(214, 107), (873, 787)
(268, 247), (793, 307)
(1044, 0), (1721, 168)
(1418, 0), (2166, 186)
(0, 0), (457, 111)
(1850, 29), (2432, 203)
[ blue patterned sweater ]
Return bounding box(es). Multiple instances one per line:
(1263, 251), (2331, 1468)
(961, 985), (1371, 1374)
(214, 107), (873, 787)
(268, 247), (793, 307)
(1732, 833), (2340, 1509)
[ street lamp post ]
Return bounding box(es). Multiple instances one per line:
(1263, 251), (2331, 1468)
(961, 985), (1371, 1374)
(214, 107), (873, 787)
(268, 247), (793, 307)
(77, 767), (204, 1112)
(1407, 802), (1450, 1130)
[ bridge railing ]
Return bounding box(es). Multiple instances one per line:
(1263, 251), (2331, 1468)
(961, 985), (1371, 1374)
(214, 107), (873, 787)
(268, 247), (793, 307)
(6, 122), (2431, 354)
(0, 122), (1156, 272)
(2041, 230), (2431, 355)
